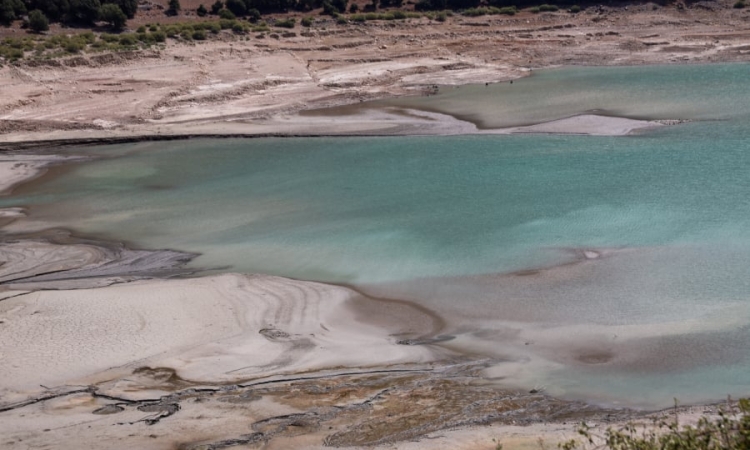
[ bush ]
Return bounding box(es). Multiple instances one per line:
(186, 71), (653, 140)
(197, 3), (208, 15)
(435, 10), (446, 20)
(206, 21), (221, 32)
(274, 17), (295, 27)
(210, 0), (223, 13)
(151, 30), (166, 41)
(568, 4), (580, 12)
(558, 399), (750, 450)
(348, 2), (358, 11)
(118, 33), (137, 45)
(225, 0), (246, 15)
(166, 0), (180, 15)
(538, 3), (557, 11)
(218, 7), (235, 18)
(100, 3), (127, 29)
(219, 18), (235, 28)
(231, 21), (245, 32)
(734, 0), (745, 8)
(247, 8), (260, 21)
(28, 9), (49, 32)
(64, 40), (84, 53)
(301, 16), (313, 26)
(192, 29), (207, 39)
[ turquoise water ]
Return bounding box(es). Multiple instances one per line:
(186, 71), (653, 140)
(3, 63), (750, 407)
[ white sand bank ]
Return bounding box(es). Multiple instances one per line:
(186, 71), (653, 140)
(504, 114), (664, 136)
(0, 273), (435, 402)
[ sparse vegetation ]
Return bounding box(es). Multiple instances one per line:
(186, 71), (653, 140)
(557, 399), (750, 450)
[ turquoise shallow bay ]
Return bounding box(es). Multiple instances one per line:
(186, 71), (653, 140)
(4, 63), (750, 408)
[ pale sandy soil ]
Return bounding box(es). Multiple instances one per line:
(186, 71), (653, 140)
(2, 1), (750, 143)
(2, 3), (750, 449)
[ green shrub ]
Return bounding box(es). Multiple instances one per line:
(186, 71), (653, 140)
(231, 21), (245, 32)
(247, 8), (260, 21)
(219, 18), (235, 28)
(151, 30), (166, 42)
(64, 40), (84, 53)
(274, 17), (295, 28)
(28, 9), (49, 32)
(192, 29), (207, 39)
(118, 33), (137, 45)
(392, 10), (406, 18)
(435, 10), (446, 20)
(206, 21), (221, 33)
(165, 26), (180, 37)
(538, 3), (558, 11)
(100, 3), (127, 29)
(136, 25), (146, 32)
(218, 8), (235, 19)
(301, 16), (313, 26)
(568, 4), (580, 12)
(528, 5), (539, 12)
(197, 3), (208, 15)
(558, 399), (750, 450)
(149, 24), (158, 31)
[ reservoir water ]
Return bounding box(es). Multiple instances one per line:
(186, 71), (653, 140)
(3, 63), (750, 408)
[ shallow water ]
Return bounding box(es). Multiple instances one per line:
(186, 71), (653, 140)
(3, 63), (750, 408)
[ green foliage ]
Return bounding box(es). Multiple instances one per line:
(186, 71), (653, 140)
(218, 7), (234, 18)
(205, 20), (221, 32)
(231, 21), (244, 32)
(434, 10), (446, 20)
(69, 0), (101, 23)
(414, 0), (446, 12)
(151, 29), (166, 41)
(568, 4), (580, 12)
(99, 3), (126, 28)
(210, 0), (223, 13)
(118, 32), (136, 45)
(103, 0), (136, 18)
(558, 399), (750, 450)
(225, 0), (245, 15)
(247, 7), (260, 20)
(734, 0), (745, 8)
(462, 5), (515, 15)
(274, 16), (294, 27)
(196, 3), (207, 14)
(300, 15), (312, 26)
(28, 9), (49, 31)
(218, 17), (234, 27)
(192, 29), (206, 39)
(537, 3), (557, 11)
(166, 0), (180, 15)
(0, 0), (26, 25)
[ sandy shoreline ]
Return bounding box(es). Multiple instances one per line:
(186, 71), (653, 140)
(3, 2), (750, 446)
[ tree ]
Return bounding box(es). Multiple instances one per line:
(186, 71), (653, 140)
(69, 0), (101, 23)
(166, 0), (180, 15)
(0, 0), (26, 25)
(28, 8), (49, 31)
(30, 0), (69, 22)
(210, 0), (222, 13)
(225, 0), (246, 15)
(99, 3), (125, 28)
(102, 0), (136, 18)
(196, 3), (207, 15)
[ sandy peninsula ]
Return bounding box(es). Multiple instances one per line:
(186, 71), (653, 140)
(2, 1), (750, 448)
